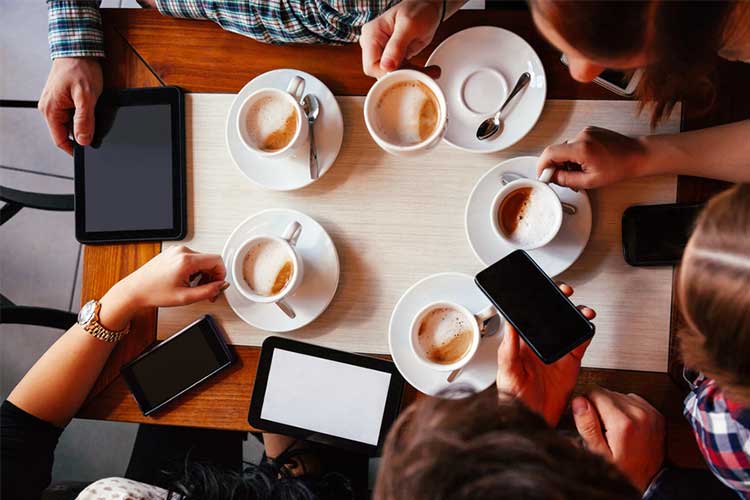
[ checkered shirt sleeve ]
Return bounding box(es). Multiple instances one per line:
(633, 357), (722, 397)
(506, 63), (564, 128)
(155, 0), (394, 44)
(48, 0), (105, 59)
(684, 375), (750, 498)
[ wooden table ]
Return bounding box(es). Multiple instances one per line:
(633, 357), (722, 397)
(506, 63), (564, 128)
(78, 5), (750, 468)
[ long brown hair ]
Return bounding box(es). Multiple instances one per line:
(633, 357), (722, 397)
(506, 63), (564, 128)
(678, 184), (750, 404)
(375, 388), (639, 500)
(529, 1), (745, 126)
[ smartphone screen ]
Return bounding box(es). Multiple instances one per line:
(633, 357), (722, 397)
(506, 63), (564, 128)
(474, 250), (594, 364)
(622, 203), (704, 266)
(598, 69), (631, 88)
(121, 315), (234, 415)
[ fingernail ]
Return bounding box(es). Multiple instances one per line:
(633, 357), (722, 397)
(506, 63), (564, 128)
(76, 133), (91, 143)
(219, 281), (230, 291)
(572, 398), (588, 415)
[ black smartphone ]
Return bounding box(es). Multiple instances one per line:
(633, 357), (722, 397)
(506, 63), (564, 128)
(474, 250), (595, 364)
(622, 203), (704, 266)
(121, 315), (235, 416)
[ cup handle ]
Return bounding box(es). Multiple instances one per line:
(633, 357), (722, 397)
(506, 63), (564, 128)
(475, 304), (498, 332)
(286, 76), (305, 102)
(281, 221), (302, 247)
(276, 299), (296, 319)
(538, 167), (555, 184)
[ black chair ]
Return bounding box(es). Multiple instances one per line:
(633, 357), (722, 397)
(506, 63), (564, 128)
(0, 293), (77, 330)
(0, 100), (75, 226)
(0, 102), (87, 500)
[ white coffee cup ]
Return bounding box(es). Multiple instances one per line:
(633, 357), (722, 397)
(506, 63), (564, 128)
(409, 300), (498, 372)
(231, 221), (304, 319)
(236, 76), (308, 160)
(490, 167), (563, 250)
(364, 69), (448, 156)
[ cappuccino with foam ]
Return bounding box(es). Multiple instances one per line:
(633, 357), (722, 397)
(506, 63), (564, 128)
(497, 186), (559, 248)
(242, 239), (294, 297)
(374, 80), (439, 146)
(246, 95), (299, 152)
(417, 306), (474, 365)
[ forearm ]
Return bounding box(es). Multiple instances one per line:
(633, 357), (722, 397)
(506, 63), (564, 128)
(637, 121), (750, 182)
(7, 283), (137, 427)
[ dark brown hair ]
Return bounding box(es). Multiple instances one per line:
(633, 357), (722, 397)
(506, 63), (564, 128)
(529, 1), (744, 126)
(374, 388), (640, 500)
(678, 184), (750, 404)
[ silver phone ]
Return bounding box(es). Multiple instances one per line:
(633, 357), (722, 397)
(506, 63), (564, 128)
(560, 54), (642, 97)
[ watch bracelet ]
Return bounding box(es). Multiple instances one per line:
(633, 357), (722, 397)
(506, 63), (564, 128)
(87, 323), (125, 342)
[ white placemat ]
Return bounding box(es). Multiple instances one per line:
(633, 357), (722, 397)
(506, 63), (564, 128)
(158, 95), (680, 373)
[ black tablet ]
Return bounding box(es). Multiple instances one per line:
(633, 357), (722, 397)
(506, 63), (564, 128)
(249, 337), (405, 455)
(74, 87), (186, 243)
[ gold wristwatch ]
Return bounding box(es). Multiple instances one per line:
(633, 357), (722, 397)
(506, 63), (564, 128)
(78, 299), (129, 342)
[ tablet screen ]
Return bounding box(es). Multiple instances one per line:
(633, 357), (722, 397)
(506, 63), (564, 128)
(260, 349), (392, 445)
(84, 104), (173, 232)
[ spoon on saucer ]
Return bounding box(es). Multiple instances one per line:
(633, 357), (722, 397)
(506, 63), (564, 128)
(501, 172), (577, 215)
(302, 94), (320, 179)
(447, 315), (502, 383)
(476, 72), (531, 141)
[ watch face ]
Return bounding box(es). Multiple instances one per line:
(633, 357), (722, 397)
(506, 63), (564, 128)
(78, 300), (96, 324)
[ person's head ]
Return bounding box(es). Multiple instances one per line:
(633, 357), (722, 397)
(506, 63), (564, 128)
(528, 1), (742, 125)
(375, 388), (640, 500)
(678, 183), (750, 403)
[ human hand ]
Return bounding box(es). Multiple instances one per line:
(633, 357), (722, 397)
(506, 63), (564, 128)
(572, 387), (665, 493)
(496, 284), (595, 426)
(536, 126), (649, 190)
(38, 57), (103, 154)
(360, 1), (443, 78)
(108, 246), (228, 313)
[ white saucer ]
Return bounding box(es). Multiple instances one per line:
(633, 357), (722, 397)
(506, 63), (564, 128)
(388, 273), (504, 397)
(426, 26), (546, 153)
(226, 69), (344, 191)
(222, 208), (340, 332)
(466, 156), (592, 276)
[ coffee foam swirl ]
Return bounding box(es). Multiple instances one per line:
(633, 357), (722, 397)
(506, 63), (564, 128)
(246, 95), (297, 151)
(417, 307), (473, 364)
(499, 186), (558, 247)
(374, 81), (439, 146)
(242, 239), (293, 297)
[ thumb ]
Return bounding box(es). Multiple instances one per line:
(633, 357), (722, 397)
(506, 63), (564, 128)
(380, 19), (414, 72)
(572, 396), (610, 457)
(71, 87), (96, 145)
(497, 323), (521, 369)
(178, 280), (228, 305)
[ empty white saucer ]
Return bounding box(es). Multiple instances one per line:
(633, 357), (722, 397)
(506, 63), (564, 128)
(426, 26), (546, 153)
(226, 69), (344, 190)
(222, 208), (340, 332)
(388, 272), (504, 397)
(465, 156), (592, 276)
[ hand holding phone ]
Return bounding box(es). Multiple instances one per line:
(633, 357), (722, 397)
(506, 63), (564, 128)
(496, 283), (596, 426)
(476, 250), (596, 364)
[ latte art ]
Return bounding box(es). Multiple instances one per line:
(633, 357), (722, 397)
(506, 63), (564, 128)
(242, 239), (294, 297)
(498, 186), (558, 248)
(374, 80), (439, 146)
(417, 307), (473, 365)
(246, 95), (298, 152)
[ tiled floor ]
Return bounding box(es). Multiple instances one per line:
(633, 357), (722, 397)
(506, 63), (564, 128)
(0, 0), (267, 486)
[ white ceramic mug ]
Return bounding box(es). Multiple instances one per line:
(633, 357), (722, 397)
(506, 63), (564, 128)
(236, 75), (308, 160)
(232, 221), (304, 319)
(490, 167), (564, 250)
(363, 69), (448, 156)
(409, 300), (498, 372)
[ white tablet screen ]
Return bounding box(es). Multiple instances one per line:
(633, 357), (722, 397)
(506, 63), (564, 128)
(260, 349), (392, 445)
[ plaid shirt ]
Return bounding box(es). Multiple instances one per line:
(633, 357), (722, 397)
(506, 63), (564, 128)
(47, 0), (395, 59)
(684, 373), (750, 498)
